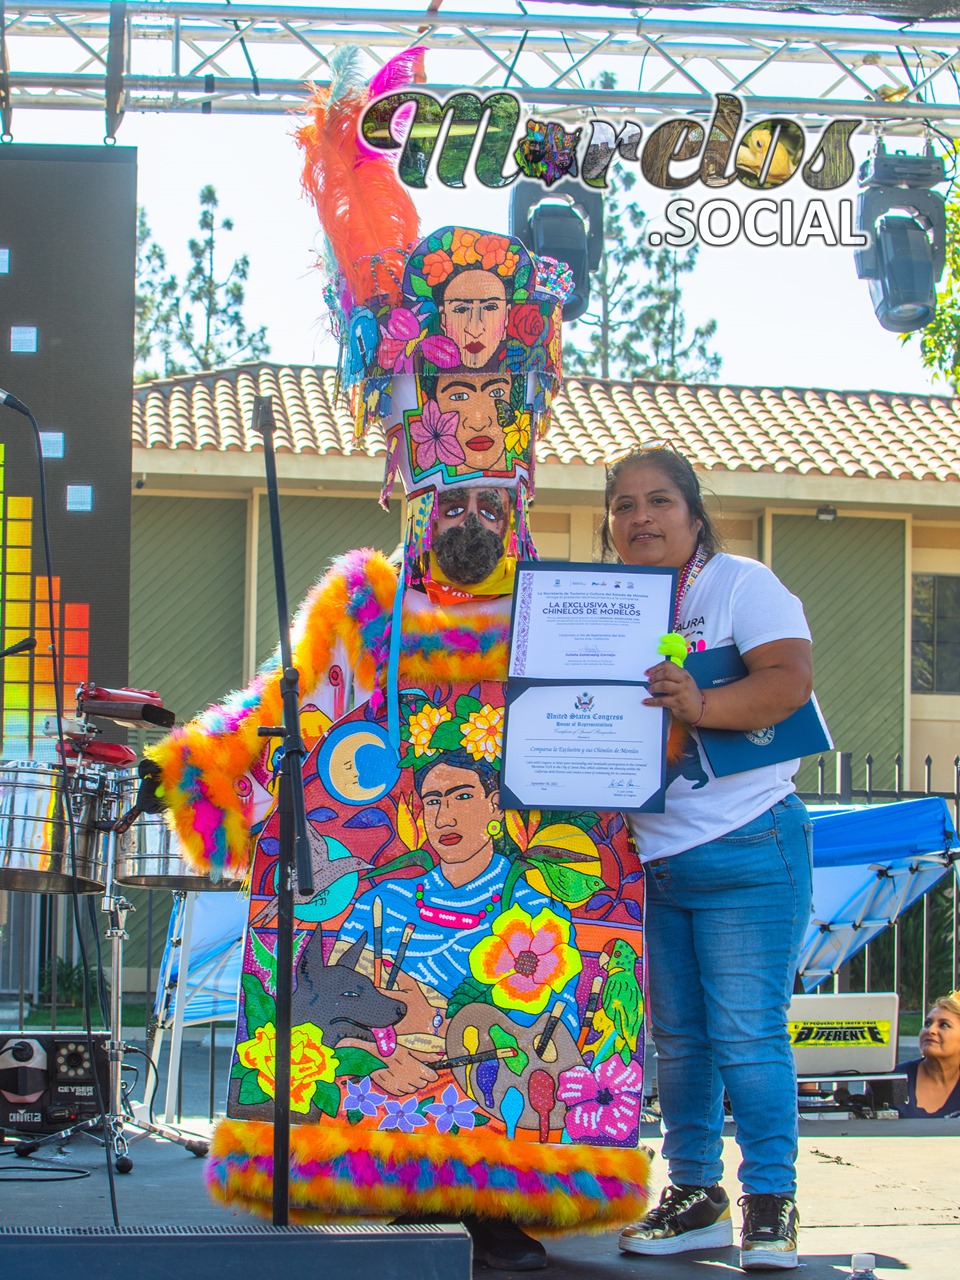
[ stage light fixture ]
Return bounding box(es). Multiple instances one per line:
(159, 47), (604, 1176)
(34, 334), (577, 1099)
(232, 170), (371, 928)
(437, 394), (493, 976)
(509, 180), (604, 322)
(854, 142), (946, 334)
(816, 506), (837, 522)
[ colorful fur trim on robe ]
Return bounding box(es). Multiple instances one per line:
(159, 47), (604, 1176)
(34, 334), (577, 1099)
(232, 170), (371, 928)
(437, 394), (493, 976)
(148, 548), (511, 882)
(150, 551), (650, 1229)
(209, 1122), (650, 1230)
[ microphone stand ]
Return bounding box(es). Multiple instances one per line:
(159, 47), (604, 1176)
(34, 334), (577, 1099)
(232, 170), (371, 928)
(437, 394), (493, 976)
(251, 394), (315, 1227)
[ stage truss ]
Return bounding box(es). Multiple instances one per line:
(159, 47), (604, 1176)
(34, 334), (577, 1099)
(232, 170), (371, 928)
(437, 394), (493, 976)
(2, 3), (960, 139)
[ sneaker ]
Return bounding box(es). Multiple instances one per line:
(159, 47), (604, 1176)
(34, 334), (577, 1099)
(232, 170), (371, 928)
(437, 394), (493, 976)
(739, 1194), (799, 1270)
(462, 1215), (548, 1271)
(619, 1184), (733, 1255)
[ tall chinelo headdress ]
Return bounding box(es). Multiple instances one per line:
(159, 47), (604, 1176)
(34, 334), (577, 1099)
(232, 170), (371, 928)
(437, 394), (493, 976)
(297, 48), (573, 749)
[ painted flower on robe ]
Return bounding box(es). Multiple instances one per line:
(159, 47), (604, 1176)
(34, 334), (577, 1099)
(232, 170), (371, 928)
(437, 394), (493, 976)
(423, 249), (455, 286)
(460, 703), (503, 764)
(378, 1096), (428, 1133)
(377, 307), (460, 375)
(410, 399), (466, 471)
(469, 904), (582, 1016)
(425, 1083), (478, 1134)
(407, 703), (452, 758)
(557, 1056), (644, 1144)
(236, 1021), (339, 1115)
(344, 1075), (386, 1117)
(504, 411), (531, 457)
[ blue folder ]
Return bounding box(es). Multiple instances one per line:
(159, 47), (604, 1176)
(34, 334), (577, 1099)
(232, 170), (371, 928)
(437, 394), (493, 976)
(684, 645), (833, 778)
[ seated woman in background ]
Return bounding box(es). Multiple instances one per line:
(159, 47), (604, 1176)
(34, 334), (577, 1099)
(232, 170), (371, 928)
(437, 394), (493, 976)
(896, 991), (960, 1119)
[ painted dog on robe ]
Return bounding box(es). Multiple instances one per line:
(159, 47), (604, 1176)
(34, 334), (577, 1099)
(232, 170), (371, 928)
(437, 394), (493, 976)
(293, 929), (407, 1055)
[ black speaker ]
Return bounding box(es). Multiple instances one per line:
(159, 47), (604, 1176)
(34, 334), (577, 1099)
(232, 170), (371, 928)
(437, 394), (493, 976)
(0, 1224), (472, 1280)
(0, 1031), (109, 1134)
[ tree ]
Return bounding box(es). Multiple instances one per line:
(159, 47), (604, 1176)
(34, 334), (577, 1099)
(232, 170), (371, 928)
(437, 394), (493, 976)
(565, 168), (722, 383)
(136, 185), (270, 379)
(902, 193), (960, 387)
(135, 208), (176, 383)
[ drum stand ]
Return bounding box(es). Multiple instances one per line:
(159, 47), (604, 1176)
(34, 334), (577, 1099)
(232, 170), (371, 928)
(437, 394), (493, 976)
(15, 833), (210, 1171)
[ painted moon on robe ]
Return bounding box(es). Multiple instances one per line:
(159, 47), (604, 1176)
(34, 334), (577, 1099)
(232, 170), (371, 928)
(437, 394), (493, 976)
(316, 722), (399, 806)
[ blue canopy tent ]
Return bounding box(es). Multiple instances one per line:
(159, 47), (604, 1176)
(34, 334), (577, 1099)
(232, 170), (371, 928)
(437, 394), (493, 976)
(799, 797), (959, 991)
(146, 892), (247, 1124)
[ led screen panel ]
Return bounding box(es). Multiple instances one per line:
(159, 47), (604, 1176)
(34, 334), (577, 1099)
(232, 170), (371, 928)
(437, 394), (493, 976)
(0, 144), (135, 758)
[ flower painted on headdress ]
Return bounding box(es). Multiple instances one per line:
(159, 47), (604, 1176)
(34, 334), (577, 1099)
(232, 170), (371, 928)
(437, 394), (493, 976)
(460, 703), (503, 764)
(498, 250), (520, 277)
(557, 1056), (644, 1143)
(236, 1021), (339, 1115)
(475, 233), (512, 270)
(378, 1096), (428, 1133)
(410, 399), (467, 471)
(378, 308), (461, 375)
(407, 703), (452, 758)
(469, 904), (582, 1015)
(450, 228), (482, 266)
(507, 303), (547, 347)
(504, 411), (531, 457)
(344, 1076), (386, 1117)
(425, 1083), (477, 1134)
(423, 249), (455, 287)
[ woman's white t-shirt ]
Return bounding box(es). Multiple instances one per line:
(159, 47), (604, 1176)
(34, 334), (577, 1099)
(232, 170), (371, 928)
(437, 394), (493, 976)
(627, 553), (811, 863)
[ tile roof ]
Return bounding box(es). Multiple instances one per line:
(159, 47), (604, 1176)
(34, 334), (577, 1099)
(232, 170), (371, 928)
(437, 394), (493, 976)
(133, 363), (960, 485)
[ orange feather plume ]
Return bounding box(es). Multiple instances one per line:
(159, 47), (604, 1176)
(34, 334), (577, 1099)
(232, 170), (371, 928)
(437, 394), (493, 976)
(297, 75), (419, 310)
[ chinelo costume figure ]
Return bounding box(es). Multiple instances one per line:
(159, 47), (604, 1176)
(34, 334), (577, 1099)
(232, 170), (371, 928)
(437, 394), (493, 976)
(146, 49), (650, 1271)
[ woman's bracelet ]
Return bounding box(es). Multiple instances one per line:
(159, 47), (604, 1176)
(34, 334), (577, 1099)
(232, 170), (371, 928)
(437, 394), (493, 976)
(691, 691), (707, 728)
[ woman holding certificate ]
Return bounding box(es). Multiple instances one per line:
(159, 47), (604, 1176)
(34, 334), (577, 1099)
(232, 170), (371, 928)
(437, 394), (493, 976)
(605, 445), (814, 1272)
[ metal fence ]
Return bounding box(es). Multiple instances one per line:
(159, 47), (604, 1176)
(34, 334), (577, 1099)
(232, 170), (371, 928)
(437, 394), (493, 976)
(798, 751), (960, 1014)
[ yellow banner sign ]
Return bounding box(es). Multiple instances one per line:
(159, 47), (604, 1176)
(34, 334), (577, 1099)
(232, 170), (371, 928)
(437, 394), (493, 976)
(789, 1019), (891, 1047)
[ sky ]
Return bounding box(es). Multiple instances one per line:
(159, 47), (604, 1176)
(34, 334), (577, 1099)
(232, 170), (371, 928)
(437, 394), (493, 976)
(5, 1), (956, 396)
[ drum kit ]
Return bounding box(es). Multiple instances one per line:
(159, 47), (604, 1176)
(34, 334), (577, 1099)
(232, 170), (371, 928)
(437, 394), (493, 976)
(0, 682), (229, 1169)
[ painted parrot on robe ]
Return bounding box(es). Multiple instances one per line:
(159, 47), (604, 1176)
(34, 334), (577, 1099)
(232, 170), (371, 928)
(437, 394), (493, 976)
(590, 939), (643, 1067)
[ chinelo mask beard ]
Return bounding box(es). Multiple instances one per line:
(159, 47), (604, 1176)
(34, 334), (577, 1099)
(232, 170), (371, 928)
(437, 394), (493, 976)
(432, 512), (505, 585)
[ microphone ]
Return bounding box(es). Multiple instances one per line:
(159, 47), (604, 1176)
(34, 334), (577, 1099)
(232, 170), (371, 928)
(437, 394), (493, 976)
(0, 636), (37, 659)
(0, 387), (31, 417)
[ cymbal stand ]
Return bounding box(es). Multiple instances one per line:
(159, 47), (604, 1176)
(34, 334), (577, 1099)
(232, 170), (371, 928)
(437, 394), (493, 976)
(15, 801), (209, 1170)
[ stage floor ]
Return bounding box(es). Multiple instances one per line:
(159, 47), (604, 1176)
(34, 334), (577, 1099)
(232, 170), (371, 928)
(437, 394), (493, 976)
(1, 1040), (957, 1279)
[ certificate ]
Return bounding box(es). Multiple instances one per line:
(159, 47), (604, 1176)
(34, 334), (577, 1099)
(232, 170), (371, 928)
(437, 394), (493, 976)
(503, 562), (675, 811)
(509, 561), (676, 682)
(500, 682), (668, 813)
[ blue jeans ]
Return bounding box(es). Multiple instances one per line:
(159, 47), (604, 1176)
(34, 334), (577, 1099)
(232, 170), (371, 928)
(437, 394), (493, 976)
(644, 793), (813, 1196)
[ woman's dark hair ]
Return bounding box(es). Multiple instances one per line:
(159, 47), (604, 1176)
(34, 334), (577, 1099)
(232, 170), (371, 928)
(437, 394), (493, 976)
(599, 446), (723, 562)
(414, 748), (499, 798)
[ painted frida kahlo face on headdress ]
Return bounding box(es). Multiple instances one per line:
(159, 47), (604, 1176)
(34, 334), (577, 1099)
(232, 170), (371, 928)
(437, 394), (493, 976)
(352, 226), (567, 503)
(437, 270), (509, 370)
